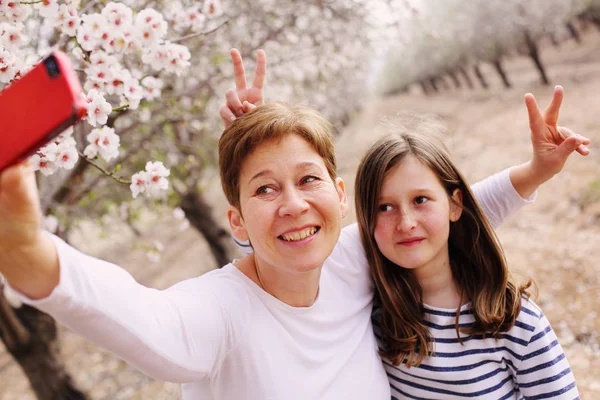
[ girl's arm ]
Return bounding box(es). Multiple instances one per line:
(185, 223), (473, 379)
(9, 233), (240, 383)
(515, 312), (579, 399)
(471, 168), (535, 229)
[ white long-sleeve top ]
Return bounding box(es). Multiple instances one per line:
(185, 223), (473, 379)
(15, 168), (533, 399)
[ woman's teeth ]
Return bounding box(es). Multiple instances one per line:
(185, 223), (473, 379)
(280, 227), (319, 242)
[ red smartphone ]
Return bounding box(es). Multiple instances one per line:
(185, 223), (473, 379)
(0, 51), (87, 172)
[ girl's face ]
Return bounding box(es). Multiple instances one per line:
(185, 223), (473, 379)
(228, 134), (348, 275)
(373, 154), (462, 274)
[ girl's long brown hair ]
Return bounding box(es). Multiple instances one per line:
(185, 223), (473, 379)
(355, 123), (532, 367)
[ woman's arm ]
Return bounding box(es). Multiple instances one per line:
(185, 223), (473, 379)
(0, 165), (234, 382)
(9, 233), (234, 383)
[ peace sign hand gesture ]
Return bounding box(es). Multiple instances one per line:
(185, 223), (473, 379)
(219, 48), (266, 128)
(525, 85), (590, 180)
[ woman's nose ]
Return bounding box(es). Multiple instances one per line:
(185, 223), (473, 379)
(278, 187), (310, 217)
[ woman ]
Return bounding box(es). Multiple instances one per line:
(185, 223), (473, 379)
(0, 54), (588, 398)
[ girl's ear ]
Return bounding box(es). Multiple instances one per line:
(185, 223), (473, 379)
(227, 206), (249, 242)
(449, 188), (463, 222)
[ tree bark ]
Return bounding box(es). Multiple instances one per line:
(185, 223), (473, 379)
(548, 32), (560, 47)
(429, 78), (439, 92)
(565, 22), (581, 44)
(180, 189), (239, 267)
(457, 66), (474, 89)
(492, 58), (511, 88)
(447, 71), (461, 89)
(473, 65), (489, 89)
(524, 31), (550, 85)
(0, 292), (87, 400)
(437, 76), (450, 90)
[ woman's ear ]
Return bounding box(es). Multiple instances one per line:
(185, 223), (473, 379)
(227, 205), (249, 242)
(449, 188), (463, 222)
(335, 177), (349, 218)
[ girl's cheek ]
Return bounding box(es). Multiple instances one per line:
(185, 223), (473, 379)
(374, 217), (394, 244)
(421, 209), (449, 233)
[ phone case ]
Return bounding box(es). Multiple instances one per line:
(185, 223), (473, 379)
(0, 51), (87, 171)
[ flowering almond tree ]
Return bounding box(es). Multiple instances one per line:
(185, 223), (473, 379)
(374, 0), (594, 94)
(0, 0), (372, 397)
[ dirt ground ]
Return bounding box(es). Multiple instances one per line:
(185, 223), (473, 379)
(1, 34), (599, 399)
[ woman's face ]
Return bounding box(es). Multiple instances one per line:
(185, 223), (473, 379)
(373, 154), (462, 274)
(229, 134), (347, 274)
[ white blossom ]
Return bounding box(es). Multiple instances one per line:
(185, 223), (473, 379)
(30, 154), (59, 176)
(53, 142), (79, 170)
(35, 0), (60, 20)
(130, 161), (170, 199)
(130, 170), (149, 198)
(202, 0), (224, 18)
(1, 22), (26, 49)
(141, 76), (163, 100)
(84, 126), (120, 161)
(57, 4), (79, 37)
(0, 48), (16, 83)
(85, 89), (112, 126)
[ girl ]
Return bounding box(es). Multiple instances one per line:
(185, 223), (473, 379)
(354, 123), (579, 399)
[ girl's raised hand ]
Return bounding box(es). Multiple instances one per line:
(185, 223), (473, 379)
(219, 48), (266, 128)
(525, 85), (590, 180)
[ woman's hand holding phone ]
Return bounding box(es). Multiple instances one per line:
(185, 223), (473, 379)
(0, 162), (59, 300)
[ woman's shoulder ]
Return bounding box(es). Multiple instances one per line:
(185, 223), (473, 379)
(331, 223), (365, 260)
(170, 264), (254, 312)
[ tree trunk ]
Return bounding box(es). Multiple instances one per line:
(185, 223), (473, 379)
(180, 190), (239, 267)
(473, 65), (489, 89)
(429, 78), (439, 92)
(437, 76), (450, 90)
(0, 292), (87, 400)
(579, 10), (600, 31)
(457, 66), (474, 89)
(447, 71), (461, 89)
(524, 31), (550, 85)
(492, 58), (511, 88)
(419, 80), (429, 95)
(565, 22), (581, 44)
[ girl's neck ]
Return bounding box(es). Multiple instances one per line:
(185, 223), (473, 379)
(236, 254), (321, 307)
(412, 253), (462, 310)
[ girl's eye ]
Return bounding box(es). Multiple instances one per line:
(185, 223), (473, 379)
(414, 196), (429, 205)
(300, 175), (319, 185)
(378, 204), (393, 212)
(256, 186), (274, 195)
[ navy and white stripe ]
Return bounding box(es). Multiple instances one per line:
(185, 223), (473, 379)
(373, 298), (579, 399)
(232, 236), (253, 255)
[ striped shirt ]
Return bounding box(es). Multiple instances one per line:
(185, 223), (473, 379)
(373, 298), (579, 399)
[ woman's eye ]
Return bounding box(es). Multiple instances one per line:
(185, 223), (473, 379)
(256, 186), (274, 195)
(378, 204), (393, 212)
(414, 196), (429, 205)
(300, 175), (319, 185)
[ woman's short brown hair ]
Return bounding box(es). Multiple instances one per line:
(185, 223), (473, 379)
(219, 102), (338, 209)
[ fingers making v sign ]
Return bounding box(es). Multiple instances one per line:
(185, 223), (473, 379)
(219, 48), (266, 128)
(524, 85), (591, 179)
